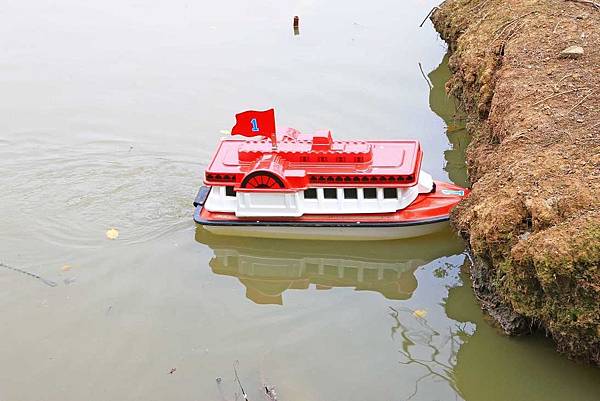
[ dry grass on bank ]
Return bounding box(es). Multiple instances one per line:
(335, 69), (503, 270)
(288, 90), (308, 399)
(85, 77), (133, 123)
(432, 0), (599, 363)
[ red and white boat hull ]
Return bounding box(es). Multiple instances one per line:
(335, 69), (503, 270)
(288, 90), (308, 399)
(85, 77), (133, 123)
(197, 219), (450, 241)
(193, 181), (469, 241)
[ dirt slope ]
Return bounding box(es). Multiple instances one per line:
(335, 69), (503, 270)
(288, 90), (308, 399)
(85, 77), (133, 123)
(431, 0), (600, 363)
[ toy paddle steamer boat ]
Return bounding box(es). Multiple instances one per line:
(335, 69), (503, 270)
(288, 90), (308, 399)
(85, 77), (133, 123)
(193, 109), (469, 240)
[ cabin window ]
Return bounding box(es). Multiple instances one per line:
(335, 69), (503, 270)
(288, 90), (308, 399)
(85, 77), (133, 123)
(344, 188), (358, 199)
(383, 188), (397, 199)
(304, 188), (317, 199)
(225, 186), (236, 197)
(363, 188), (377, 199)
(324, 188), (337, 199)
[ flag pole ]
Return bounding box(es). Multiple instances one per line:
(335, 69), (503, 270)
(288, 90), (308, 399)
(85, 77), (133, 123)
(271, 132), (278, 151)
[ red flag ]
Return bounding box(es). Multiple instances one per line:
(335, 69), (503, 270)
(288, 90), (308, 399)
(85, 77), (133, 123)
(231, 109), (276, 144)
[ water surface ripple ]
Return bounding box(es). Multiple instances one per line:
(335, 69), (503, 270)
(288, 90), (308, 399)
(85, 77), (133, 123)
(0, 136), (199, 249)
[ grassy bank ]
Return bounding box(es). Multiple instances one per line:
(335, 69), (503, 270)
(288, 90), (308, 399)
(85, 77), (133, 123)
(431, 0), (599, 364)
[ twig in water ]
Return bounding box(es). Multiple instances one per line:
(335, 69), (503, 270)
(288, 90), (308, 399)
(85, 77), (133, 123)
(419, 7), (439, 27)
(234, 361), (249, 401)
(418, 62), (433, 89)
(388, 306), (461, 400)
(0, 262), (57, 287)
(565, 0), (600, 10)
(568, 90), (595, 114)
(258, 347), (279, 401)
(264, 385), (278, 401)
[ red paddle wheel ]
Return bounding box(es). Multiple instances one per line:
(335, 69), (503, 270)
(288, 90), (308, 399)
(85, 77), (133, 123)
(241, 172), (285, 189)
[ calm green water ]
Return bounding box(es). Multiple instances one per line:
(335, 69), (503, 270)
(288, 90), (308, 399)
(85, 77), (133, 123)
(0, 1), (598, 400)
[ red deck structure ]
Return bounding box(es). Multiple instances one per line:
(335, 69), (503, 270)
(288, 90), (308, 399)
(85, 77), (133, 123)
(204, 128), (423, 190)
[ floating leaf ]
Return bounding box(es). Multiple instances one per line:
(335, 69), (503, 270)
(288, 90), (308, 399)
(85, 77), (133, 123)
(106, 228), (119, 240)
(61, 264), (72, 272)
(413, 309), (427, 318)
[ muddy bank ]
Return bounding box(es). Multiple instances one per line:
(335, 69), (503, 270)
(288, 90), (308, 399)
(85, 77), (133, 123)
(431, 0), (600, 363)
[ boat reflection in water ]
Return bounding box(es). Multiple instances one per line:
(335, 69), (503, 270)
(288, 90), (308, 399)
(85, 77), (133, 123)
(195, 227), (464, 304)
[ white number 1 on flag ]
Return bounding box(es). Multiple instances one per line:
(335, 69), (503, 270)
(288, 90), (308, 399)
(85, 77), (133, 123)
(250, 118), (259, 132)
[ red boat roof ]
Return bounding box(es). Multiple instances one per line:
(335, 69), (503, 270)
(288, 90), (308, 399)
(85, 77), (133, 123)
(204, 128), (422, 190)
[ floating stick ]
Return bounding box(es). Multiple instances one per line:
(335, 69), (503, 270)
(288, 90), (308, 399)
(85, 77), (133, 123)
(0, 262), (57, 287)
(233, 361), (249, 401)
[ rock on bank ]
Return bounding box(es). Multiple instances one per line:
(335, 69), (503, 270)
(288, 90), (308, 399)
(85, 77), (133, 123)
(431, 0), (600, 364)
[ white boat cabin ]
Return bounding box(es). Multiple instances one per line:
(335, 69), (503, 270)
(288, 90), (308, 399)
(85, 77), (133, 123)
(205, 171), (434, 217)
